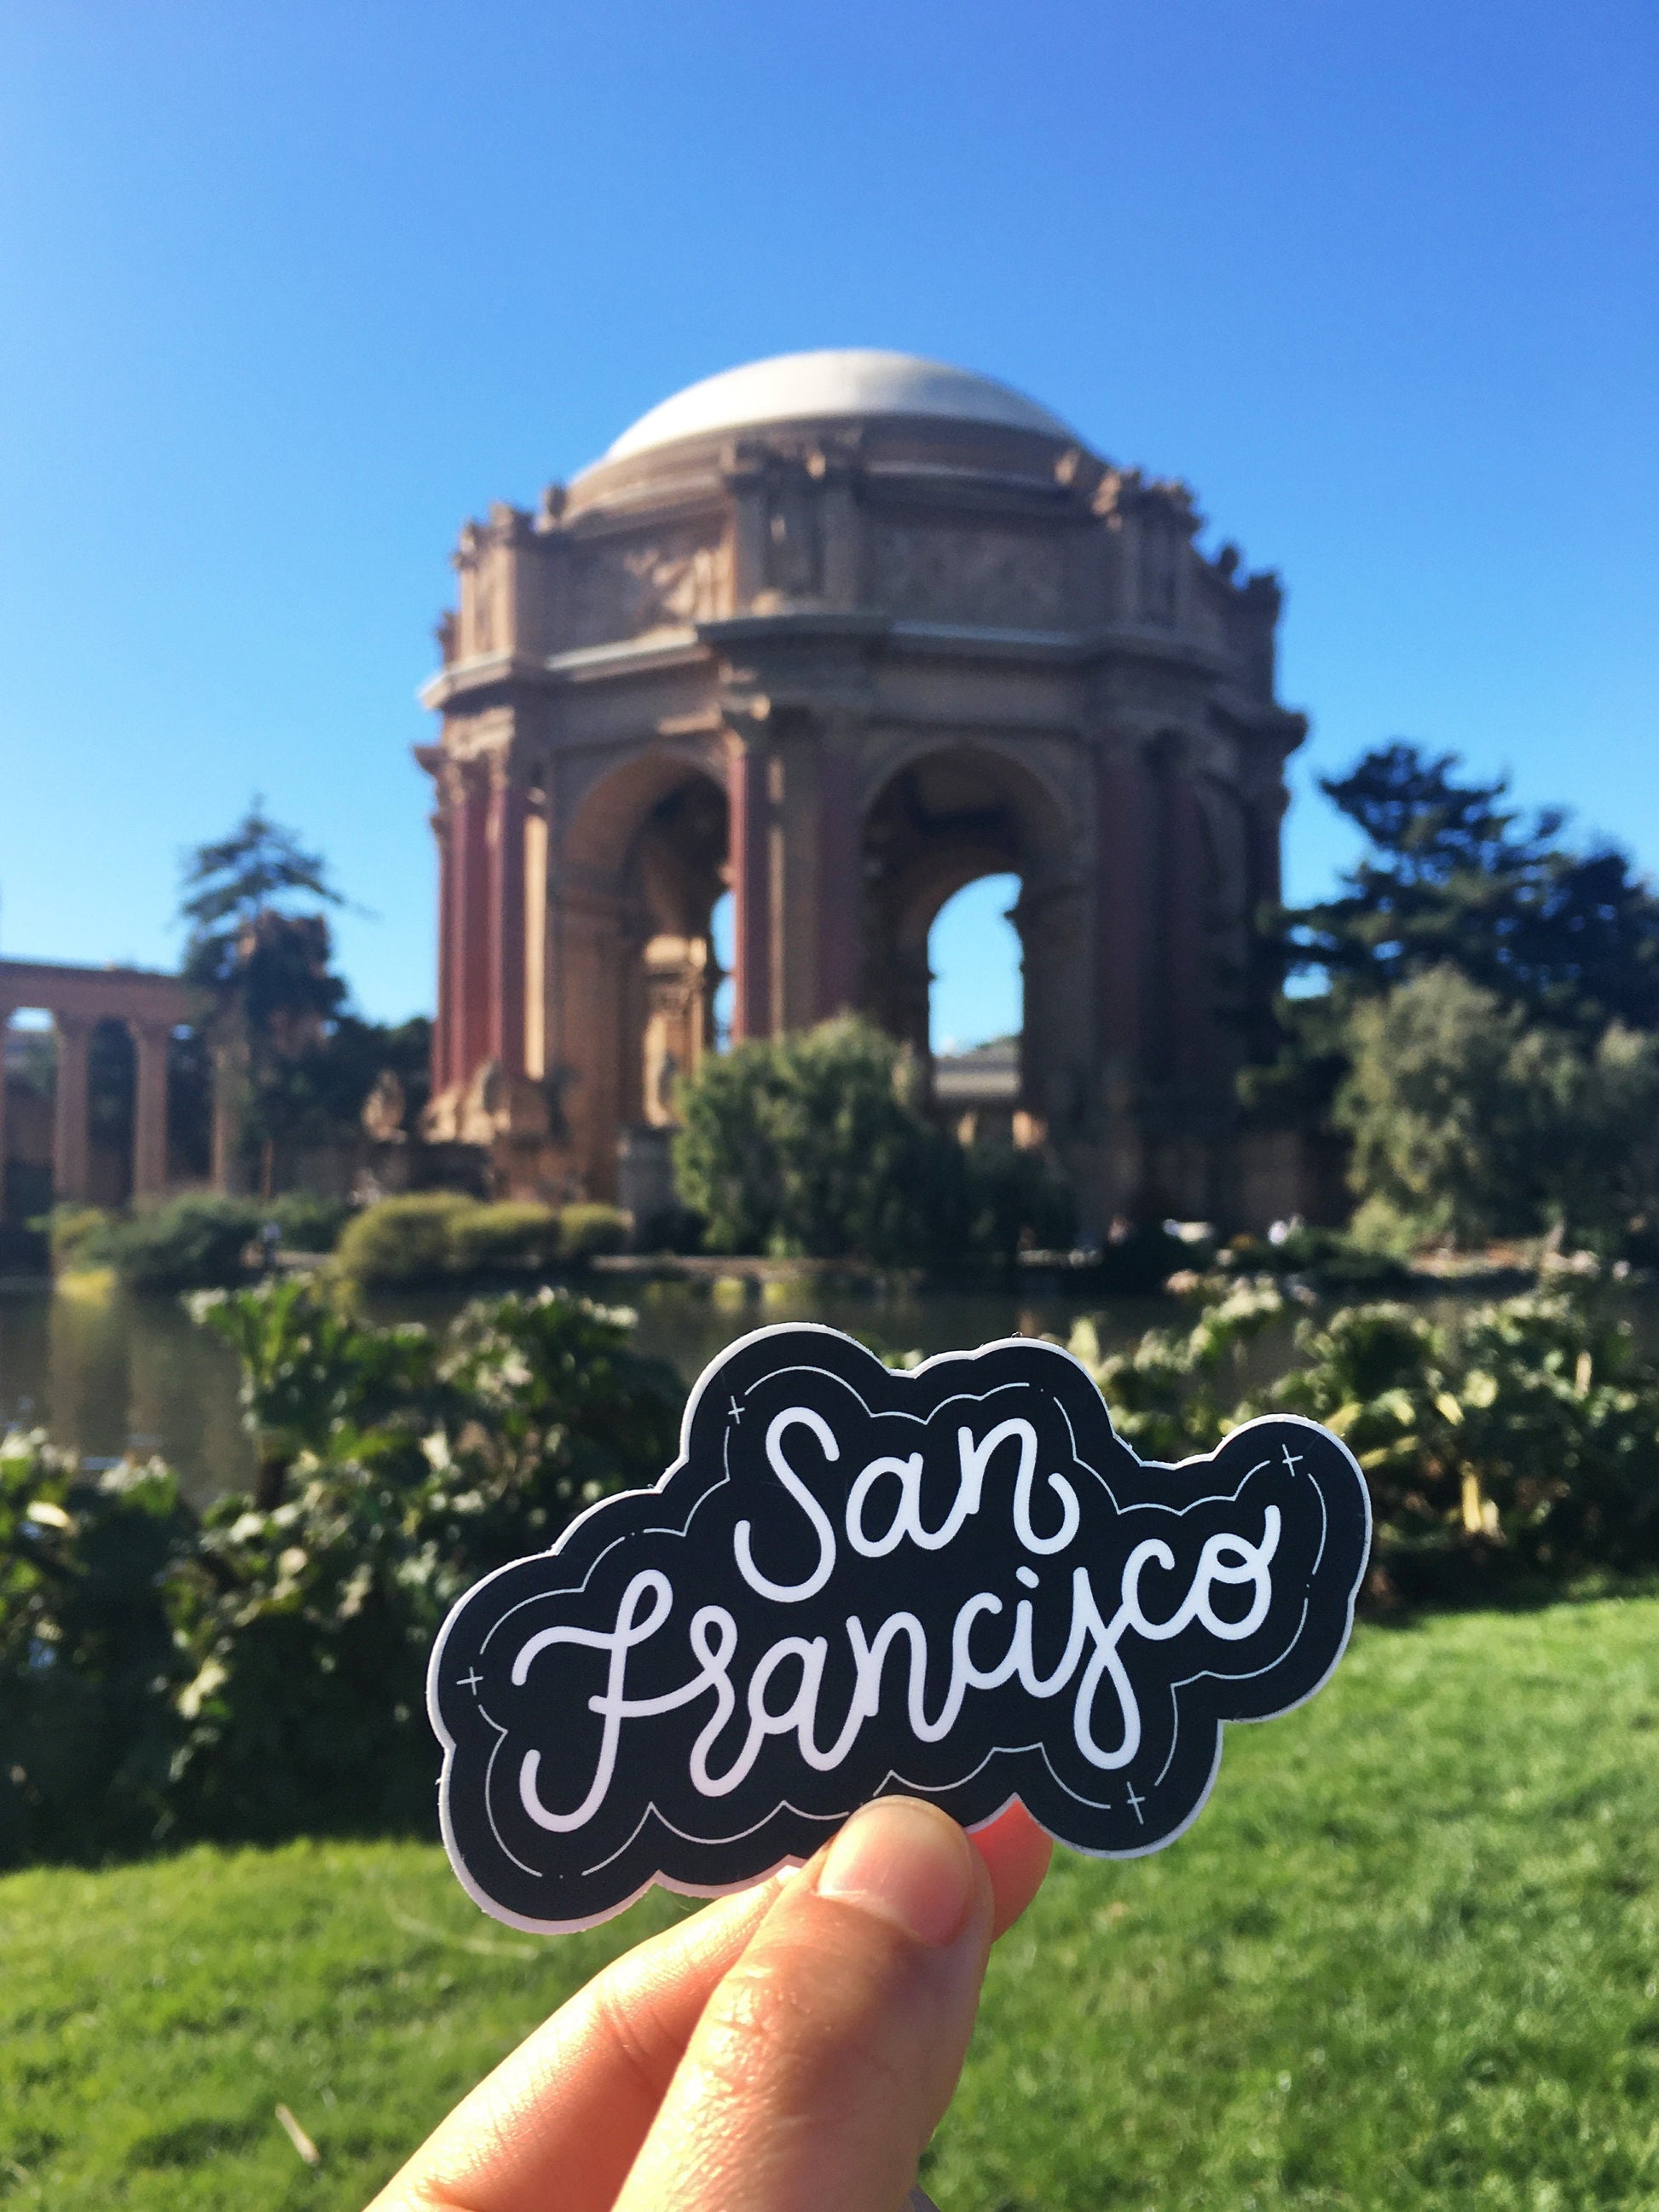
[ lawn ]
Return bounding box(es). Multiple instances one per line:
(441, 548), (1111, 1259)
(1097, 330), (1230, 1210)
(5, 1598), (1659, 2209)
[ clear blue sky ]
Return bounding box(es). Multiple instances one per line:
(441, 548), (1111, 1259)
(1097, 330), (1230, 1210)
(2, 2), (1653, 1044)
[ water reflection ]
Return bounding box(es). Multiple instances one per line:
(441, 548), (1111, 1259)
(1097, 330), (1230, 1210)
(22, 1268), (1642, 1516)
(0, 1273), (1167, 1510)
(0, 1277), (253, 1505)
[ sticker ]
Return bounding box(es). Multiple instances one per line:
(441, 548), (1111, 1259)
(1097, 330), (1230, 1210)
(430, 1325), (1371, 1932)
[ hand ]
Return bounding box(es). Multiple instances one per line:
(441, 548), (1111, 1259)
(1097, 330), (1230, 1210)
(370, 1797), (1053, 2212)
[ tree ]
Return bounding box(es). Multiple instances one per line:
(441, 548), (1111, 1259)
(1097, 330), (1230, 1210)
(673, 1016), (1072, 1265)
(673, 1018), (962, 1262)
(1282, 743), (1659, 1032)
(1243, 742), (1659, 1152)
(177, 806), (428, 1194)
(1334, 965), (1659, 1252)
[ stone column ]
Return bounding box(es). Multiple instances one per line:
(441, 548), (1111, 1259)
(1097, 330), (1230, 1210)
(1095, 742), (1147, 1080)
(815, 722), (863, 1019)
(727, 737), (773, 1041)
(455, 760), (492, 1083)
(487, 761), (529, 1077)
(1163, 760), (1211, 1091)
(432, 794), (456, 1094)
(130, 1021), (171, 1200)
(52, 1014), (92, 1203)
(547, 879), (630, 1198)
(523, 792), (549, 1082)
(772, 727), (819, 1034)
(211, 1037), (246, 1194)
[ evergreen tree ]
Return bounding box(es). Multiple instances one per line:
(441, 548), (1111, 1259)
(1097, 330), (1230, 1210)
(179, 805), (350, 1191)
(1283, 742), (1659, 1031)
(1244, 743), (1659, 1133)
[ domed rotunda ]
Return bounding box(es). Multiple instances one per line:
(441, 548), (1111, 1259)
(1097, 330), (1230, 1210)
(419, 350), (1307, 1231)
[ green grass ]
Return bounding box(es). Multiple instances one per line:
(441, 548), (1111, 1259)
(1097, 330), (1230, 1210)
(9, 1599), (1659, 2207)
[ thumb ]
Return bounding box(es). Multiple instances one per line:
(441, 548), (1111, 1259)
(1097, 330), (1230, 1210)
(613, 1797), (993, 2212)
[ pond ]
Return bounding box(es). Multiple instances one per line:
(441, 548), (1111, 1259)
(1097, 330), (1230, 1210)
(9, 1268), (1650, 1515)
(0, 1271), (1174, 1510)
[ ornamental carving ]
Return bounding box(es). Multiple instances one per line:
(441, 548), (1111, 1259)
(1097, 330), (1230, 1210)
(762, 468), (823, 598)
(868, 521), (1066, 628)
(566, 526), (728, 647)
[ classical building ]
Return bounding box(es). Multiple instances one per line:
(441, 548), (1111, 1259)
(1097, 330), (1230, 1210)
(418, 350), (1306, 1232)
(0, 960), (202, 1217)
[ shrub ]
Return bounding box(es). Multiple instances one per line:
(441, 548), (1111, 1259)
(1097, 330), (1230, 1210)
(335, 1194), (627, 1282)
(558, 1202), (631, 1261)
(2, 1280), (686, 1860)
(1071, 1273), (1659, 1595)
(165, 1285), (681, 1839)
(446, 1200), (560, 1273)
(47, 1204), (110, 1269)
(266, 1191), (353, 1253)
(673, 1015), (991, 1265)
(0, 1430), (191, 1865)
(190, 1274), (440, 1508)
(1217, 1224), (1412, 1291)
(87, 1194), (264, 1291)
(334, 1192), (472, 1285)
(963, 1146), (1076, 1262)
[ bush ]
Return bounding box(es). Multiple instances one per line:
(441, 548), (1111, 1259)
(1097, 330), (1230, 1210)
(266, 1191), (353, 1253)
(558, 1201), (631, 1261)
(334, 1192), (472, 1285)
(334, 1194), (630, 1283)
(167, 1284), (682, 1841)
(1, 1280), (685, 1863)
(0, 1430), (192, 1863)
(1071, 1273), (1659, 1595)
(85, 1194), (264, 1291)
(963, 1146), (1076, 1261)
(446, 1200), (560, 1273)
(673, 1014), (1063, 1266)
(1217, 1224), (1412, 1291)
(46, 1204), (110, 1269)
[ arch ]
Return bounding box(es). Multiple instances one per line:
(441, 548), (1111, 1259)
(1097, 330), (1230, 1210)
(549, 749), (731, 1199)
(562, 742), (728, 885)
(858, 742), (1088, 1146)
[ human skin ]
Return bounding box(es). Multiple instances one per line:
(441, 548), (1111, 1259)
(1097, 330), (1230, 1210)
(368, 1797), (1053, 2212)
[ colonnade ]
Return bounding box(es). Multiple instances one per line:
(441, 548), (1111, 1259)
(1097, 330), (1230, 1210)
(0, 960), (196, 1214)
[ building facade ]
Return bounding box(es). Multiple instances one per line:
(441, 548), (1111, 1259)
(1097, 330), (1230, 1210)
(419, 351), (1306, 1233)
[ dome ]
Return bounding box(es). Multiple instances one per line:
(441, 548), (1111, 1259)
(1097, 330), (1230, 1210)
(603, 349), (1075, 462)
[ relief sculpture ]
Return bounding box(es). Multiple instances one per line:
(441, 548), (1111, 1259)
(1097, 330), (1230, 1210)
(869, 521), (1066, 628)
(566, 527), (728, 647)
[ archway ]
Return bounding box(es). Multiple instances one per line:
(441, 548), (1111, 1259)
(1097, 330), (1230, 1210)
(556, 752), (729, 1193)
(928, 873), (1023, 1145)
(858, 743), (1084, 1146)
(1, 1011), (55, 1226)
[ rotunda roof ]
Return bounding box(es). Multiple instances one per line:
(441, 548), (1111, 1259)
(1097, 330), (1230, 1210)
(603, 349), (1074, 461)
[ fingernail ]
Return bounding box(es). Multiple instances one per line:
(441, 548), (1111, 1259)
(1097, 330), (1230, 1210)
(816, 1797), (977, 1948)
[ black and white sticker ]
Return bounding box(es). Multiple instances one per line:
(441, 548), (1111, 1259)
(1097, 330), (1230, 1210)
(430, 1325), (1371, 1932)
